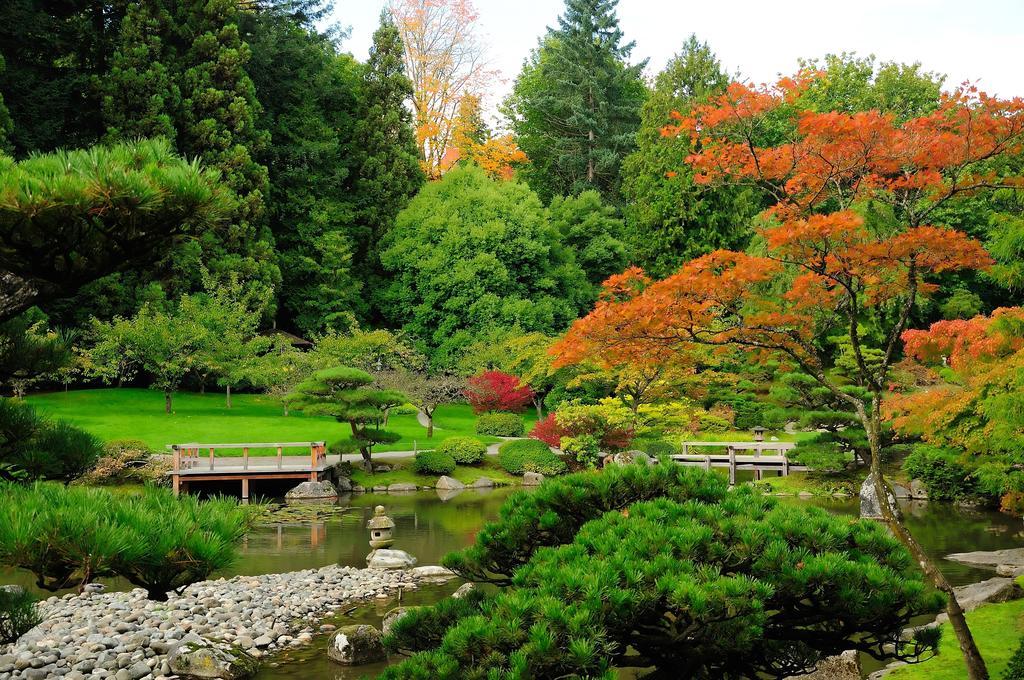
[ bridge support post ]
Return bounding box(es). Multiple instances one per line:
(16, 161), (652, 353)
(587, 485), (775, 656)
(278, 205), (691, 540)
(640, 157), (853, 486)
(241, 477), (249, 500)
(728, 446), (736, 485)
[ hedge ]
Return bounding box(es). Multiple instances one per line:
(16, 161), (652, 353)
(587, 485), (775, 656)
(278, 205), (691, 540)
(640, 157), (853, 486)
(436, 436), (487, 465)
(414, 450), (456, 475)
(476, 412), (525, 437)
(498, 439), (567, 476)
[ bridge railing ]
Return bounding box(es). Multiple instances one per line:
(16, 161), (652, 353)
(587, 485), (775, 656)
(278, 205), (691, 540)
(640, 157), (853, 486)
(166, 441), (328, 475)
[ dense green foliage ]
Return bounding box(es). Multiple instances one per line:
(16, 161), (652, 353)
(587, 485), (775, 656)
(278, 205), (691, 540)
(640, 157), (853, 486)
(548, 191), (629, 287)
(381, 464), (942, 678)
(903, 445), (978, 502)
(380, 165), (590, 366)
(436, 436), (487, 465)
(0, 482), (253, 599)
(476, 412), (526, 437)
(503, 0), (646, 204)
(1004, 637), (1024, 680)
(497, 439), (567, 476)
(0, 587), (39, 644)
(413, 449), (457, 476)
(0, 398), (101, 482)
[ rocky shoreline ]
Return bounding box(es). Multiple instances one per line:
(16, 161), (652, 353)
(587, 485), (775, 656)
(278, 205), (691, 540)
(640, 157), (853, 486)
(0, 564), (456, 680)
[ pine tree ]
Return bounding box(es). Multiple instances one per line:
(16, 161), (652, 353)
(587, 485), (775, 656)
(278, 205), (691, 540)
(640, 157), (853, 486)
(0, 55), (12, 153)
(503, 0), (646, 204)
(620, 35), (761, 277)
(354, 12), (424, 276)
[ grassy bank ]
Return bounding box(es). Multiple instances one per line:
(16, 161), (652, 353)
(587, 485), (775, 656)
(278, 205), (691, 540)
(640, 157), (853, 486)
(887, 595), (1024, 679)
(27, 388), (530, 453)
(349, 456), (520, 487)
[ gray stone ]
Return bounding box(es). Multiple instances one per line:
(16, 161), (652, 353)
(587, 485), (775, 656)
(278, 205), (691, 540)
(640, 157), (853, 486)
(859, 472), (901, 520)
(127, 660), (151, 679)
(890, 482), (911, 499)
(611, 450), (654, 466)
(284, 480), (338, 500)
(785, 650), (860, 680)
(335, 476), (353, 492)
(910, 478), (929, 500)
(997, 564), (1024, 578)
(949, 577), (1023, 613)
(382, 606), (422, 635)
(947, 548), (1024, 569)
(387, 482), (418, 493)
(435, 476), (465, 491)
(373, 464), (393, 473)
(470, 477), (495, 488)
(351, 484), (366, 493)
(367, 549), (417, 569)
(409, 566), (456, 582)
(522, 472), (544, 486)
(167, 636), (258, 679)
(326, 625), (386, 666)
(451, 583), (475, 599)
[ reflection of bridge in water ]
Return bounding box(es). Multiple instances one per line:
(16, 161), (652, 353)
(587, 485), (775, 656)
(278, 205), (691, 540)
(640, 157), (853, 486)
(167, 441), (329, 500)
(671, 441), (806, 485)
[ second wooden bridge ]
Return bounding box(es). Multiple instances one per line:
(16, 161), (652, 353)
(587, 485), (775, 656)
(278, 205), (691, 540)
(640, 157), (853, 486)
(671, 441), (805, 484)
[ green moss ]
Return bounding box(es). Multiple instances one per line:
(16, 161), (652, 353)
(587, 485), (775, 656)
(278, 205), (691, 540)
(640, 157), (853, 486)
(887, 598), (1024, 680)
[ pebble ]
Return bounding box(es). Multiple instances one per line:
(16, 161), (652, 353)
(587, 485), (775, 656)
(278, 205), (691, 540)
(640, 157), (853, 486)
(0, 564), (429, 679)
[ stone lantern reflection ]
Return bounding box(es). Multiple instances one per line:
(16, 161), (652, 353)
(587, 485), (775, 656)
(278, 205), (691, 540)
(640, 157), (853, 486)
(367, 505), (395, 549)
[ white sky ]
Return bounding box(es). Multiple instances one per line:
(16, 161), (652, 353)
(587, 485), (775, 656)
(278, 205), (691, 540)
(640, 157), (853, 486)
(332, 0), (1023, 122)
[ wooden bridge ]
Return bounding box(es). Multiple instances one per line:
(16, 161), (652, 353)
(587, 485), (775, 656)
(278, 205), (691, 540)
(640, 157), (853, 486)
(671, 441), (805, 484)
(167, 441), (328, 499)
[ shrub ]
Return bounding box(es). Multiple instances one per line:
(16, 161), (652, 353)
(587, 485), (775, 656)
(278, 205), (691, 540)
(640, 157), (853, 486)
(475, 412), (525, 437)
(436, 437), (486, 465)
(414, 450), (456, 475)
(902, 445), (976, 501)
(0, 482), (255, 600)
(0, 587), (40, 643)
(1006, 636), (1024, 680)
(498, 439), (567, 476)
(80, 439), (170, 485)
(0, 398), (102, 482)
(465, 371), (533, 414)
(529, 413), (564, 447)
(636, 438), (677, 458)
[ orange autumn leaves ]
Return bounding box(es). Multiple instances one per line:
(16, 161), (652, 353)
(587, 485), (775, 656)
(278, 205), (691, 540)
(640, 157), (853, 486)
(555, 71), (1022, 373)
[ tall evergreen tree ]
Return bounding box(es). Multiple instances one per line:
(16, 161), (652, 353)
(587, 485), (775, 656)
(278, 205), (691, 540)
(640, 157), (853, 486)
(502, 0), (646, 204)
(354, 12), (424, 300)
(620, 36), (761, 277)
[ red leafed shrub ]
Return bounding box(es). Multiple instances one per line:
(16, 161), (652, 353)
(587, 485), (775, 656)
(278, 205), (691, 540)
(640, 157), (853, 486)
(529, 413), (565, 447)
(465, 371), (534, 414)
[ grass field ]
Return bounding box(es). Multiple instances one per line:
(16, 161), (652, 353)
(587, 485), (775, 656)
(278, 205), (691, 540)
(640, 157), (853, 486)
(27, 388), (530, 454)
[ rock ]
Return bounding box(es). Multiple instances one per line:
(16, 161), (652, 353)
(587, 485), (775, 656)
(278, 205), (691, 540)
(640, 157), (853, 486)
(611, 450), (654, 466)
(352, 484), (366, 493)
(335, 476), (353, 492)
(910, 478), (929, 500)
(373, 464), (393, 473)
(367, 549), (417, 569)
(372, 485), (389, 492)
(522, 472), (544, 486)
(451, 582), (475, 599)
(435, 487), (464, 501)
(949, 577), (1024, 614)
(382, 607), (421, 635)
(326, 625), (386, 666)
(127, 660), (152, 679)
(410, 566), (456, 582)
(82, 583), (106, 594)
(785, 650), (860, 680)
(947, 548), (1024, 569)
(470, 477), (495, 488)
(284, 480), (338, 500)
(387, 482), (418, 493)
(0, 584), (26, 596)
(859, 472), (901, 520)
(167, 636), (259, 679)
(890, 482), (911, 499)
(435, 476), (465, 491)
(997, 564), (1024, 578)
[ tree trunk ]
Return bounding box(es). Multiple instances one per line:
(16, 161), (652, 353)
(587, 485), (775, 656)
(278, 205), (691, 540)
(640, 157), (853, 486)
(426, 411), (434, 438)
(164, 391), (172, 414)
(534, 398), (543, 422)
(282, 402), (289, 417)
(361, 448), (373, 473)
(225, 384), (232, 409)
(861, 397), (989, 679)
(200, 380), (205, 395)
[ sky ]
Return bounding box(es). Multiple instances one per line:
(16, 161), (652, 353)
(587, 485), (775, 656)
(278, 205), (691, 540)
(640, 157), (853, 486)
(331, 0), (1023, 122)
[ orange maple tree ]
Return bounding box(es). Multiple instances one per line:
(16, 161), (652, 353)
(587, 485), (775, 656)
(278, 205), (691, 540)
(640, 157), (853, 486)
(556, 74), (1024, 679)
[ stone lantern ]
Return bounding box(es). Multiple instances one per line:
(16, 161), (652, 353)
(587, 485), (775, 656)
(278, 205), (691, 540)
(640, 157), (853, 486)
(367, 505), (395, 549)
(752, 426), (767, 442)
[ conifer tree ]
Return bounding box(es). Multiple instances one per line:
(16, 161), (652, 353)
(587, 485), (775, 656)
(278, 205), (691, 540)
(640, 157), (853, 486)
(503, 0), (646, 204)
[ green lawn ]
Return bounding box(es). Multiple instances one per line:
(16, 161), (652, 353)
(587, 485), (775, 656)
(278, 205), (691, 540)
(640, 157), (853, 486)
(349, 456), (520, 488)
(28, 388), (528, 454)
(887, 596), (1024, 679)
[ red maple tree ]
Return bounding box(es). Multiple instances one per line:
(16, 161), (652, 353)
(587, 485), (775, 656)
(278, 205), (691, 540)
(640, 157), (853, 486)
(465, 370), (534, 414)
(556, 74), (1024, 679)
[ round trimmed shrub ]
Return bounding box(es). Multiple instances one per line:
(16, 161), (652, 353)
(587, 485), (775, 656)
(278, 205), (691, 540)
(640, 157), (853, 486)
(498, 439), (567, 476)
(476, 412), (525, 437)
(437, 437), (487, 465)
(414, 450), (456, 475)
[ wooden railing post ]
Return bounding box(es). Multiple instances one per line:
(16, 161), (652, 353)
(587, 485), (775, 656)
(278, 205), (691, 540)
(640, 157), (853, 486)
(172, 446), (180, 495)
(277, 445), (283, 470)
(209, 446), (215, 471)
(243, 446), (249, 471)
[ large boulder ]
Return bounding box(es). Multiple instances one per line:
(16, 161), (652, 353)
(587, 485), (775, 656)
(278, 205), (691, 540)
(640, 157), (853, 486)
(451, 582), (476, 599)
(859, 472), (901, 520)
(947, 548), (1024, 570)
(784, 650), (860, 680)
(470, 477), (495, 488)
(382, 606), (422, 635)
(167, 635), (259, 679)
(326, 625), (386, 666)
(367, 549), (417, 569)
(387, 482), (418, 493)
(410, 565), (457, 582)
(284, 480), (337, 501)
(909, 478), (928, 500)
(611, 450), (654, 466)
(436, 476), (465, 491)
(522, 472), (544, 486)
(949, 577), (1024, 614)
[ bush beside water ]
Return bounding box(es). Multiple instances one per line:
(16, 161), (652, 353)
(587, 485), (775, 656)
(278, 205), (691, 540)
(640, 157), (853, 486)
(413, 450), (457, 475)
(436, 436), (486, 464)
(498, 439), (567, 476)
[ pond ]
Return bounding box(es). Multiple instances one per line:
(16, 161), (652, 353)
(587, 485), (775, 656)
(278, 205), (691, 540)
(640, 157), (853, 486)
(3, 486), (1022, 679)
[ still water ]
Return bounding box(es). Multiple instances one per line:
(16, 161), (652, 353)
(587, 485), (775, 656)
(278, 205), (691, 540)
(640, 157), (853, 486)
(3, 486), (1021, 679)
